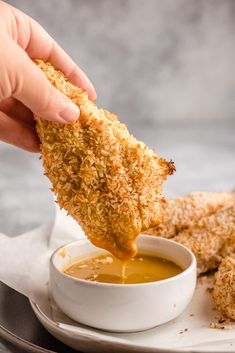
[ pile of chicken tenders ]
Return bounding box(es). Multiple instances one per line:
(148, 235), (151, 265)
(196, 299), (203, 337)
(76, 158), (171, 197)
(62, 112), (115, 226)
(145, 191), (235, 320)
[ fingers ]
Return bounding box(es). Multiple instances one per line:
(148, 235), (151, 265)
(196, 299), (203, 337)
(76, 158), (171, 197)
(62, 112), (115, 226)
(11, 42), (80, 124)
(0, 111), (40, 152)
(11, 5), (96, 101)
(0, 97), (34, 125)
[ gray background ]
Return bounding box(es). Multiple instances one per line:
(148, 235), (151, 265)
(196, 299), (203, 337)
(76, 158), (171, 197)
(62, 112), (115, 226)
(0, 1), (235, 351)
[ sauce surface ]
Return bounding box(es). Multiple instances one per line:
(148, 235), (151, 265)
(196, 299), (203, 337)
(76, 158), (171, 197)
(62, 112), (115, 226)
(63, 253), (183, 284)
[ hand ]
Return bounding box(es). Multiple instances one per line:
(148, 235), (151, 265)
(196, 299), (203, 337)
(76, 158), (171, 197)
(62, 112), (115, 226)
(0, 1), (96, 152)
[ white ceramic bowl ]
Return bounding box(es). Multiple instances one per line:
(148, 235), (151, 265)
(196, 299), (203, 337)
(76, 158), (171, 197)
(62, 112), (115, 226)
(50, 235), (197, 332)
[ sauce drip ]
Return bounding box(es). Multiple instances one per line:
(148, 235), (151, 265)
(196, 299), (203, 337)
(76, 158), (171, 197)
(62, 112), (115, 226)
(121, 262), (127, 284)
(63, 253), (183, 284)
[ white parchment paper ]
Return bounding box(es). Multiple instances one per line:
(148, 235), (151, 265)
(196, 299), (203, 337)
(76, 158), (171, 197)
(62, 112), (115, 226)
(0, 204), (85, 307)
(0, 204), (235, 352)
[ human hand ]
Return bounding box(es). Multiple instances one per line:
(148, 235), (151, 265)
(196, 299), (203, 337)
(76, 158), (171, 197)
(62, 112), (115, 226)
(0, 1), (96, 152)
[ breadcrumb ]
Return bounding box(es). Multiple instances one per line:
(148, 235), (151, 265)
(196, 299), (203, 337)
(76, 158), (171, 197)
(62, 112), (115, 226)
(209, 321), (233, 330)
(34, 60), (174, 260)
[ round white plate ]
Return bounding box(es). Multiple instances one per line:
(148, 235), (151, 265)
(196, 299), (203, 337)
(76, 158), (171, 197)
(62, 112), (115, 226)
(30, 277), (235, 353)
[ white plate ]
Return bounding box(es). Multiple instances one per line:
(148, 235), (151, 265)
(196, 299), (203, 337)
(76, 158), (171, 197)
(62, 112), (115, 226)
(30, 276), (235, 353)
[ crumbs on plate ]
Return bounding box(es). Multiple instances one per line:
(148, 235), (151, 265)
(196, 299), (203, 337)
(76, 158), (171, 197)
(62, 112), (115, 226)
(209, 317), (234, 330)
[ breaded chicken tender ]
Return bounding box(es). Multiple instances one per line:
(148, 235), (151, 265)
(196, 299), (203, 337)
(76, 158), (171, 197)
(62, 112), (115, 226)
(34, 60), (174, 260)
(145, 192), (234, 238)
(213, 255), (235, 320)
(174, 205), (235, 274)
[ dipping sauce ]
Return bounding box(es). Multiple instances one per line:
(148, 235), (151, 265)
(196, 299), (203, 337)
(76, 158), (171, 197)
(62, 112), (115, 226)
(63, 253), (183, 284)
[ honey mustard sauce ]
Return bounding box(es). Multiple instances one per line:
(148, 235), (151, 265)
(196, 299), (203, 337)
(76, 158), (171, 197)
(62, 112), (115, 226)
(63, 252), (183, 284)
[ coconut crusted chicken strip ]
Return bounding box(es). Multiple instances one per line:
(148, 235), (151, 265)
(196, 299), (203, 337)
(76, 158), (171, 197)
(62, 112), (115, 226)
(34, 60), (174, 260)
(145, 192), (235, 238)
(174, 204), (235, 274)
(212, 254), (235, 320)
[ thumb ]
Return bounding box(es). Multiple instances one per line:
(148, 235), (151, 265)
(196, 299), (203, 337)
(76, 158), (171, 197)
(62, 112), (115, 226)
(11, 44), (79, 124)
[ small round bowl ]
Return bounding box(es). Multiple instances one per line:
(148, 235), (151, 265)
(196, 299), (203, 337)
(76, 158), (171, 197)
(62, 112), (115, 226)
(50, 235), (197, 332)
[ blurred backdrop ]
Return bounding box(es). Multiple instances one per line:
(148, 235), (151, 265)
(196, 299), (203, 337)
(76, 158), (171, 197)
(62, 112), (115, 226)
(0, 0), (234, 236)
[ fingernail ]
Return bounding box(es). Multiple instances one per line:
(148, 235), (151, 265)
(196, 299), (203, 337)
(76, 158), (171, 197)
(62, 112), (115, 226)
(60, 101), (80, 123)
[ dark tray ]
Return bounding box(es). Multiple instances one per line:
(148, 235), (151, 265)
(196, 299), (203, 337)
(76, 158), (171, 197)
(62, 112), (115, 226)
(0, 282), (81, 353)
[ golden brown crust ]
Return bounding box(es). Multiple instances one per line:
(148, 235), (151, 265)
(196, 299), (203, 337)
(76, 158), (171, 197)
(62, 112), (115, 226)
(34, 60), (174, 260)
(213, 255), (235, 320)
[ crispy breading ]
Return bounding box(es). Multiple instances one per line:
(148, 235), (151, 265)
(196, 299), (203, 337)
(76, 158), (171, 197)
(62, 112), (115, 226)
(145, 192), (235, 238)
(174, 205), (235, 274)
(34, 60), (174, 260)
(213, 255), (235, 320)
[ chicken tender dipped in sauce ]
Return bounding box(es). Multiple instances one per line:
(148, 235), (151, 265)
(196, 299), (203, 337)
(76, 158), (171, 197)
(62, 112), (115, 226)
(35, 60), (174, 260)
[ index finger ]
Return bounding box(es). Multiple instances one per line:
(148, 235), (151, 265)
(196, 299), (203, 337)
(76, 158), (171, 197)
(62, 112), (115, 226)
(11, 5), (96, 101)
